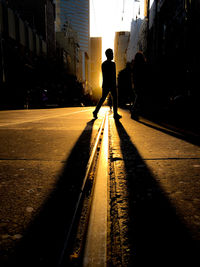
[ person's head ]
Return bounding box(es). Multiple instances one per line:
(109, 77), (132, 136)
(105, 48), (113, 61)
(134, 51), (146, 65)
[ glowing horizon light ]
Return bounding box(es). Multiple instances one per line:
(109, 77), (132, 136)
(90, 0), (139, 61)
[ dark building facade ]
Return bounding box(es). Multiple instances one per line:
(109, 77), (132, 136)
(146, 0), (200, 115)
(0, 0), (56, 108)
(5, 0), (56, 57)
(0, 0), (87, 109)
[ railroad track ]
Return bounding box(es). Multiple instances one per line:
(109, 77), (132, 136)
(58, 111), (109, 267)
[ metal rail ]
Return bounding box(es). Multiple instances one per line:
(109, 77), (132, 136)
(83, 112), (108, 267)
(57, 113), (107, 266)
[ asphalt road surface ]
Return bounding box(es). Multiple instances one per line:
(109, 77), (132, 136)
(0, 107), (200, 266)
(0, 107), (104, 266)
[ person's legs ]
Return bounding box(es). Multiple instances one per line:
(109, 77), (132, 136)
(93, 88), (109, 118)
(111, 88), (117, 115)
(111, 88), (122, 119)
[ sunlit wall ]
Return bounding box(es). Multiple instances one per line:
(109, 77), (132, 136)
(90, 37), (102, 101)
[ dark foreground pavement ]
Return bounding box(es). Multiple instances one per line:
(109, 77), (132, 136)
(0, 107), (200, 266)
(0, 107), (104, 266)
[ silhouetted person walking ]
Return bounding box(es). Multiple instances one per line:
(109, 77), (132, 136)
(93, 48), (122, 120)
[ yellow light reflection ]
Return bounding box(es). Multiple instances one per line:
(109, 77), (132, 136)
(99, 72), (102, 87)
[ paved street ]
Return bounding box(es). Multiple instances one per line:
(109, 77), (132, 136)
(0, 107), (200, 266)
(0, 107), (105, 266)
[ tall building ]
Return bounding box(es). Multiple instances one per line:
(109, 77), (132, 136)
(90, 37), (102, 101)
(114, 31), (130, 77)
(56, 0), (89, 54)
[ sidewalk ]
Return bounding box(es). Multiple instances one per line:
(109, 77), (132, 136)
(108, 109), (200, 266)
(126, 105), (200, 143)
(142, 112), (200, 147)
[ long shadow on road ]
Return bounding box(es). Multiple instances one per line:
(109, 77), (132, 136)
(4, 119), (96, 267)
(114, 120), (200, 266)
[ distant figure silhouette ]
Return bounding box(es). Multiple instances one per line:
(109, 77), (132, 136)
(131, 51), (147, 118)
(93, 48), (122, 120)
